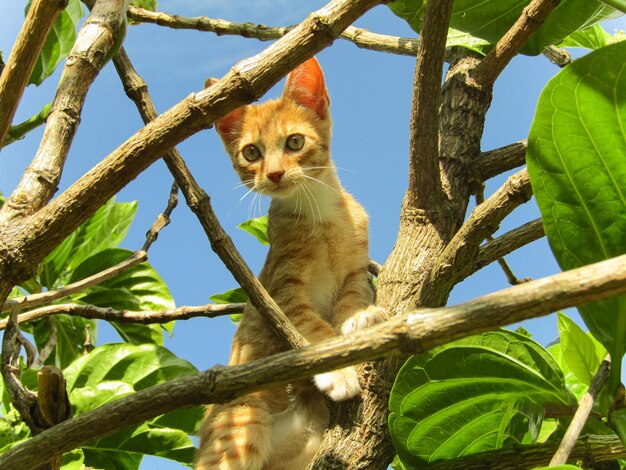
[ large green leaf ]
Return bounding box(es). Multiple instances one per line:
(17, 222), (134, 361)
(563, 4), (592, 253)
(27, 0), (84, 86)
(527, 41), (626, 388)
(39, 197), (136, 287)
(64, 343), (202, 467)
(557, 312), (606, 386)
(388, 0), (620, 56)
(389, 330), (572, 468)
(69, 248), (174, 345)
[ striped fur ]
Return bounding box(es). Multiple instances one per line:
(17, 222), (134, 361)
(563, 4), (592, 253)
(196, 58), (384, 470)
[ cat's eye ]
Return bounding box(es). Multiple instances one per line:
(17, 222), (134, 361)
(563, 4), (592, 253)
(286, 134), (305, 151)
(242, 144), (261, 162)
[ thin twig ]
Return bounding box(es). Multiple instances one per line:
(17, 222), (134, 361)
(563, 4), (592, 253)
(475, 140), (527, 181)
(0, 302), (245, 330)
(2, 103), (53, 148)
(471, 0), (561, 88)
(3, 251), (626, 469)
(0, 0), (67, 145)
(111, 48), (307, 349)
(32, 318), (57, 368)
(142, 181), (179, 252)
(127, 5), (421, 57)
(2, 251), (147, 313)
(434, 168), (533, 290)
(550, 355), (612, 466)
(475, 187), (531, 285)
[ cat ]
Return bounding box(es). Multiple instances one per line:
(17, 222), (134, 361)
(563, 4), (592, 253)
(196, 57), (385, 470)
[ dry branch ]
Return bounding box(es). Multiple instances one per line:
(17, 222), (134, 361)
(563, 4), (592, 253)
(3, 252), (626, 469)
(0, 0), (67, 145)
(457, 218), (544, 282)
(2, 251), (147, 313)
(475, 140), (527, 181)
(111, 47), (306, 349)
(434, 168), (532, 291)
(426, 434), (625, 470)
(0, 302), (244, 330)
(141, 180), (179, 252)
(550, 356), (611, 466)
(471, 0), (561, 88)
(0, 0), (128, 222)
(127, 5), (421, 57)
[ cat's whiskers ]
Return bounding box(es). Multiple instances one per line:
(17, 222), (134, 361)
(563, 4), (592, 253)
(300, 180), (323, 225)
(233, 178), (255, 190)
(300, 173), (341, 196)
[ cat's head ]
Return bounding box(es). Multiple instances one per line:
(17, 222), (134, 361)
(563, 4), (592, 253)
(211, 57), (332, 199)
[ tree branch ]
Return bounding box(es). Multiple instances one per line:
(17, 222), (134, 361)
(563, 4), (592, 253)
(126, 5), (421, 57)
(2, 251), (147, 313)
(3, 252), (626, 469)
(475, 140), (527, 181)
(0, 0), (128, 223)
(141, 180), (178, 252)
(426, 434), (625, 470)
(471, 0), (561, 88)
(456, 218), (544, 282)
(433, 168), (532, 291)
(0, 0), (67, 146)
(550, 355), (611, 466)
(407, 0), (453, 208)
(111, 47), (306, 349)
(0, 302), (244, 329)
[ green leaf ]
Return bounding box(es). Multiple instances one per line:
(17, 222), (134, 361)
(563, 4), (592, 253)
(39, 197), (136, 287)
(558, 24), (624, 50)
(60, 448), (85, 470)
(557, 312), (606, 386)
(527, 41), (626, 388)
(599, 0), (626, 14)
(546, 342), (589, 402)
(130, 0), (157, 11)
(237, 216), (269, 245)
(210, 287), (247, 323)
(70, 248), (174, 345)
(67, 198), (137, 273)
(389, 330), (572, 467)
(64, 344), (202, 467)
(388, 0), (620, 56)
(27, 0), (84, 86)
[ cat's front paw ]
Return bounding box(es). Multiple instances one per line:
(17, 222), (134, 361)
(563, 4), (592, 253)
(314, 367), (361, 401)
(341, 305), (386, 335)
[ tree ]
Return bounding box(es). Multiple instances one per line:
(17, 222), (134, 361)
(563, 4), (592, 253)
(1, 0), (626, 469)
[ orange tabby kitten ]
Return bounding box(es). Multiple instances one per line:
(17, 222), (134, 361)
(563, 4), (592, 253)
(196, 57), (384, 470)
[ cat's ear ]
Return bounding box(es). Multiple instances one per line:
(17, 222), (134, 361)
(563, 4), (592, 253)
(205, 77), (246, 146)
(284, 57), (330, 120)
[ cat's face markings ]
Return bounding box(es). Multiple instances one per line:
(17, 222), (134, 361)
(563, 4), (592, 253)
(215, 57), (332, 199)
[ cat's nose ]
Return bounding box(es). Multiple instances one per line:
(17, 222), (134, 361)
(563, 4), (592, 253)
(267, 170), (284, 183)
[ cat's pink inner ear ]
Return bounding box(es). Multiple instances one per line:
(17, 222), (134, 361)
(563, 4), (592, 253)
(284, 57), (330, 120)
(215, 107), (245, 145)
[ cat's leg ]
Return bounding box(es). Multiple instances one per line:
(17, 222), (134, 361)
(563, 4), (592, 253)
(283, 300), (361, 401)
(196, 321), (284, 470)
(333, 269), (385, 336)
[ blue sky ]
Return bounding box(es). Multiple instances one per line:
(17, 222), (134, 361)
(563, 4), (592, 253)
(2, 1), (624, 469)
